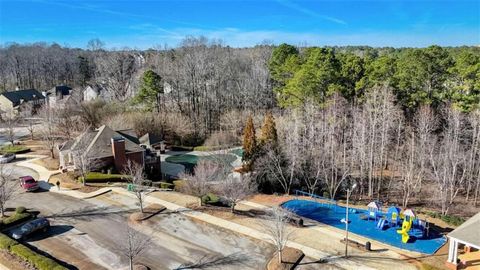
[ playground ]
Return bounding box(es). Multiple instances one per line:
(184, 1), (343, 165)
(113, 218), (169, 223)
(281, 193), (447, 254)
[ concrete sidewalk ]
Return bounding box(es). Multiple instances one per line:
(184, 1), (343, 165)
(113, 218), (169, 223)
(15, 154), (61, 182)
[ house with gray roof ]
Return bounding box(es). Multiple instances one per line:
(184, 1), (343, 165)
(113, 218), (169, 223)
(58, 125), (160, 174)
(0, 88), (45, 114)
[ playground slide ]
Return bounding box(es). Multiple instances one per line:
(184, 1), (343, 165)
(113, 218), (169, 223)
(396, 219), (413, 243)
(376, 218), (387, 230)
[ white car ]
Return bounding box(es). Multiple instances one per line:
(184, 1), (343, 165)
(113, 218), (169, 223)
(0, 153), (15, 164)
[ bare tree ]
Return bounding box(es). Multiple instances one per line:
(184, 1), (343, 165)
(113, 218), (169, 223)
(117, 224), (152, 270)
(261, 207), (294, 264)
(429, 107), (467, 215)
(123, 160), (146, 213)
(398, 128), (423, 208)
(218, 174), (256, 213)
(180, 159), (226, 206)
(0, 165), (16, 217)
(37, 105), (58, 158)
(1, 110), (18, 146)
(256, 148), (293, 195)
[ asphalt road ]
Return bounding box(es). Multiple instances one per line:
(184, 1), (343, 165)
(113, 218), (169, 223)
(7, 175), (275, 270)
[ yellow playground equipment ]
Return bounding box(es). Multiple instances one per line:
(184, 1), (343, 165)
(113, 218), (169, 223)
(397, 219), (413, 243)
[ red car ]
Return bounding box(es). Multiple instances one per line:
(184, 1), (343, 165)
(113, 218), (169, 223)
(19, 176), (39, 192)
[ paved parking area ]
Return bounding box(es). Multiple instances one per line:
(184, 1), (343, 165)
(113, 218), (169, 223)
(8, 187), (275, 269)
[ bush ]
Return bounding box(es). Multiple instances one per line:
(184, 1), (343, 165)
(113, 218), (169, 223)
(0, 233), (66, 270)
(202, 193), (220, 205)
(16, 206), (26, 214)
(152, 182), (174, 189)
(0, 145), (30, 154)
(81, 172), (129, 183)
(0, 234), (16, 250)
(1, 212), (32, 228)
(171, 145), (194, 151)
(10, 244), (66, 270)
(426, 211), (465, 226)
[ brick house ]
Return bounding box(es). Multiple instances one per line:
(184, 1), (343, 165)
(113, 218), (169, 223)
(58, 125), (160, 175)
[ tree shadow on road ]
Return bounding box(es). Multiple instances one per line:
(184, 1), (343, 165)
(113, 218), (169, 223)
(173, 252), (249, 269)
(45, 206), (136, 222)
(25, 225), (74, 241)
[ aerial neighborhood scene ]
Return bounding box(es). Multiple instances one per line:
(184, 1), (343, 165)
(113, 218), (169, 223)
(0, 0), (479, 269)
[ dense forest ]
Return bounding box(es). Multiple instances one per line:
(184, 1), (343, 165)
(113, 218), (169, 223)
(1, 38), (480, 218)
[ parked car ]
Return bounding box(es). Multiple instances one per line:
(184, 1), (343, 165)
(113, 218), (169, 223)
(0, 153), (15, 164)
(19, 176), (39, 192)
(12, 218), (50, 240)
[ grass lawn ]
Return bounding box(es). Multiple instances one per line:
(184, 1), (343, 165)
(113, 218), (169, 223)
(0, 145), (30, 154)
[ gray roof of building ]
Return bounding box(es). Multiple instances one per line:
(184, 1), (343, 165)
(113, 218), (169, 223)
(70, 125), (144, 159)
(448, 211), (480, 247)
(2, 89), (45, 106)
(139, 133), (162, 146)
(48, 85), (72, 96)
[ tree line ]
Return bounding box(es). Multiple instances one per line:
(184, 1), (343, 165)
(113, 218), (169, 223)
(2, 39), (478, 143)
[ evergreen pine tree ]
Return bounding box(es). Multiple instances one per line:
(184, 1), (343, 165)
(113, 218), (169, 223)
(259, 112), (278, 146)
(134, 70), (163, 111)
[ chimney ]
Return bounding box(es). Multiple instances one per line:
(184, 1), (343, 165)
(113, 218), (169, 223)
(111, 136), (127, 173)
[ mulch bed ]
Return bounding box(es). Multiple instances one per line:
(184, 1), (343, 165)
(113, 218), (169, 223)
(130, 204), (166, 222)
(266, 247), (305, 270)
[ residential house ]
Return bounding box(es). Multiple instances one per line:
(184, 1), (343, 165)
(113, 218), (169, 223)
(139, 133), (165, 153)
(83, 84), (109, 102)
(43, 85), (74, 108)
(58, 125), (160, 175)
(0, 89), (45, 114)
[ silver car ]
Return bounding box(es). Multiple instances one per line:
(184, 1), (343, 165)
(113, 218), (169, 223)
(0, 153), (15, 164)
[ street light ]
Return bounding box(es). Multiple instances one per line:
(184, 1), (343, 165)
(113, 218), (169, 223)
(345, 182), (357, 258)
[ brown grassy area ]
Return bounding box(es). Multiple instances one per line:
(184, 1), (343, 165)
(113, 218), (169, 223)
(49, 173), (104, 193)
(32, 157), (59, 171)
(0, 249), (36, 270)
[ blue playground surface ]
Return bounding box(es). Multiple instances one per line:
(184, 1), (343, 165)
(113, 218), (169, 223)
(281, 199), (447, 254)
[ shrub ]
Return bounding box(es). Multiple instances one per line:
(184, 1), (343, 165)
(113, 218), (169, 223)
(0, 234), (16, 249)
(16, 206), (26, 214)
(171, 145), (194, 151)
(159, 182), (174, 189)
(81, 172), (129, 183)
(425, 211), (465, 227)
(10, 244), (66, 270)
(2, 212), (32, 227)
(201, 193), (220, 205)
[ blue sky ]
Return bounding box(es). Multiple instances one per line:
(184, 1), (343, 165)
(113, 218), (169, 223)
(0, 0), (479, 49)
